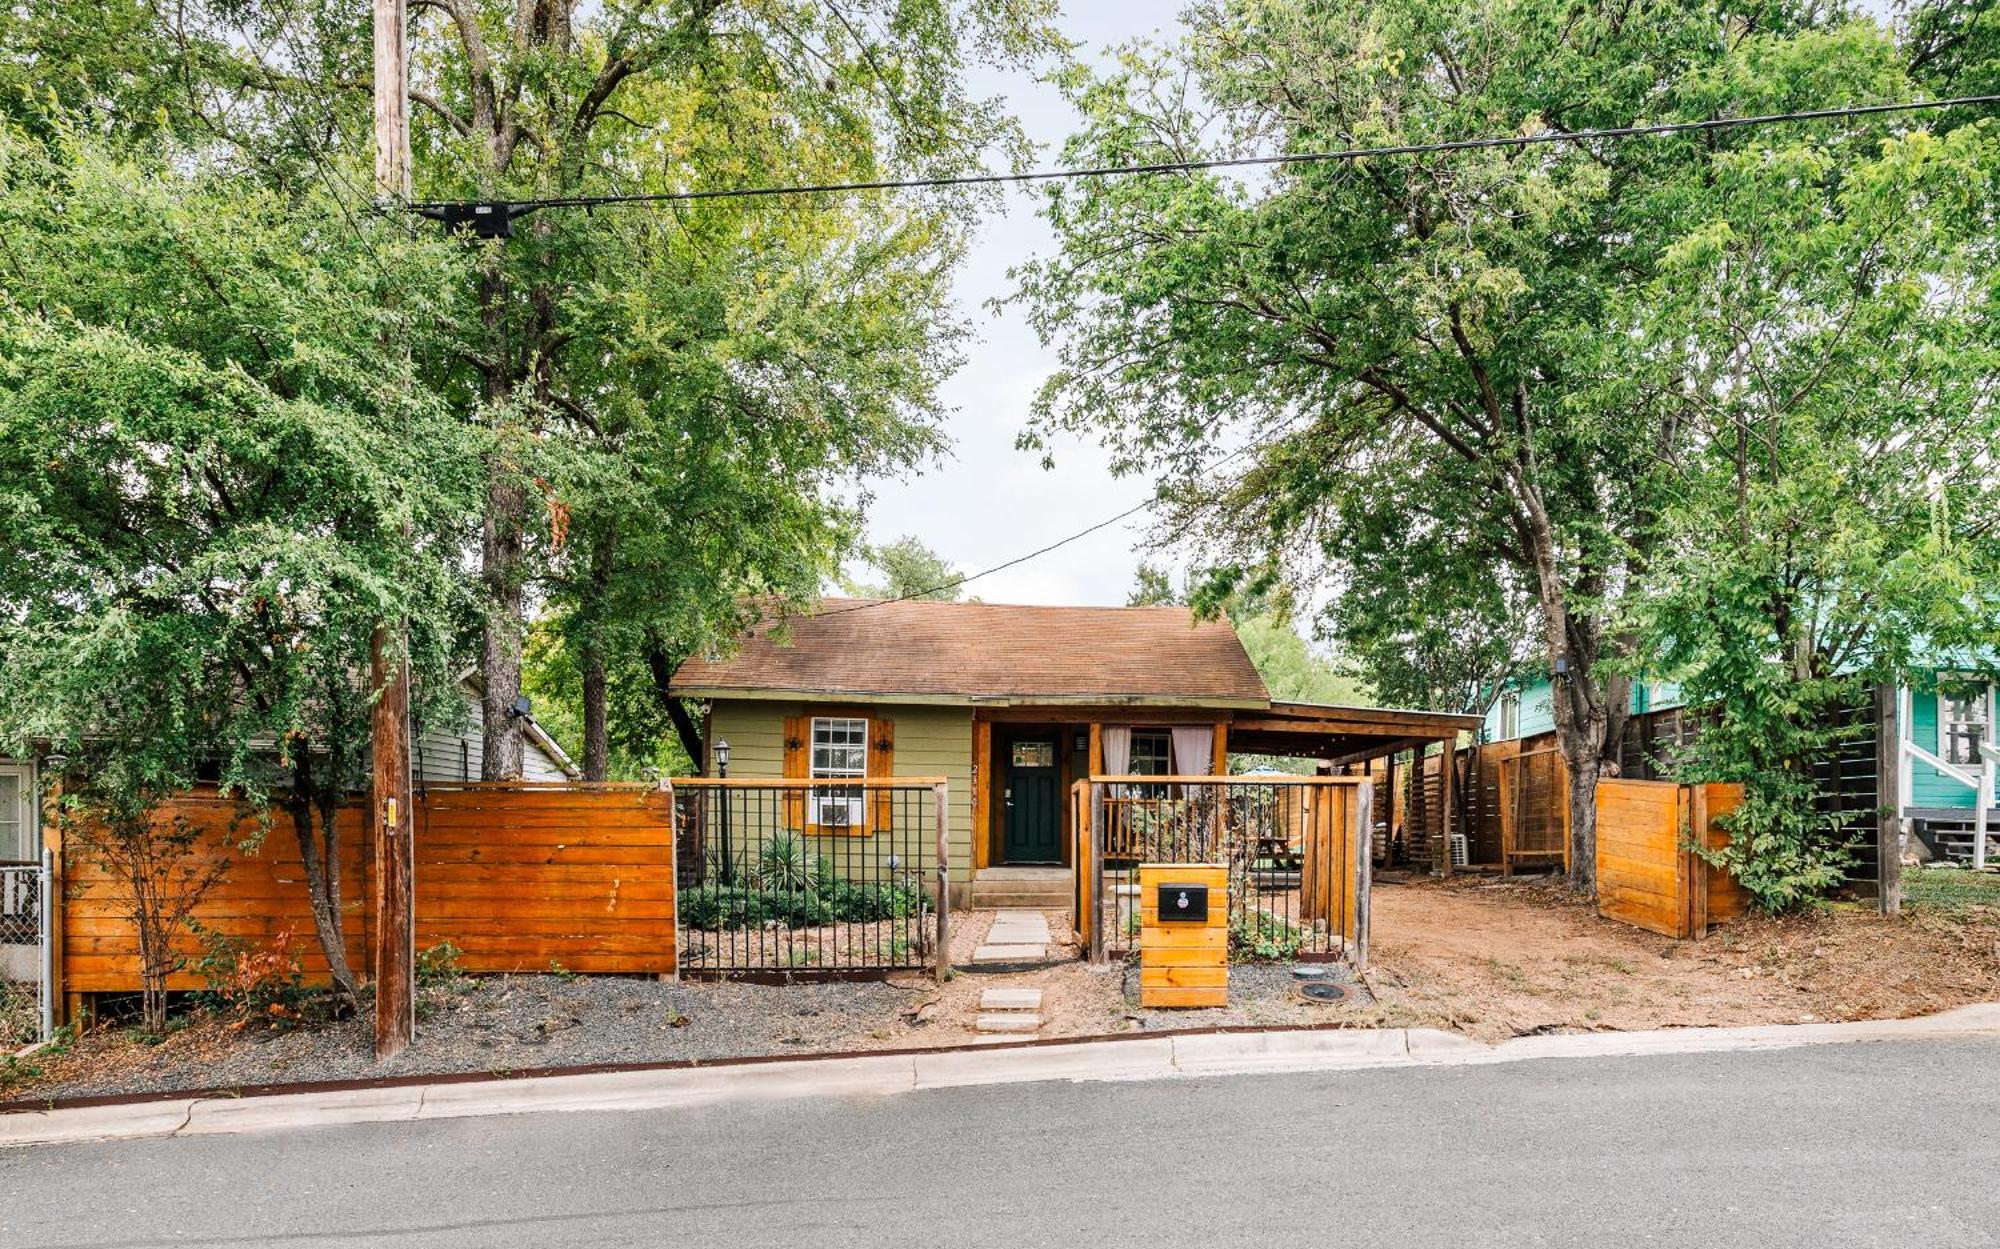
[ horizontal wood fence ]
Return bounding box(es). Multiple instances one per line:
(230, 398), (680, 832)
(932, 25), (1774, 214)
(1595, 779), (1746, 939)
(416, 784), (675, 974)
(56, 782), (676, 994)
(60, 790), (371, 993)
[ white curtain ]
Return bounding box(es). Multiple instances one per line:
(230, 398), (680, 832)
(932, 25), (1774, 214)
(1170, 726), (1216, 777)
(1101, 725), (1132, 777)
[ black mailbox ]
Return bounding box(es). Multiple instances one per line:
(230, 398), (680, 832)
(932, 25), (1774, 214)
(1156, 882), (1210, 923)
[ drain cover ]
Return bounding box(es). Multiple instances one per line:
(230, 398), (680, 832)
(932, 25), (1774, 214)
(1291, 964), (1332, 981)
(1298, 981), (1350, 1004)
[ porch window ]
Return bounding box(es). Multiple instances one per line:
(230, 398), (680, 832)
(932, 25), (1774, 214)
(809, 717), (868, 830)
(1941, 681), (1991, 768)
(1129, 730), (1171, 777)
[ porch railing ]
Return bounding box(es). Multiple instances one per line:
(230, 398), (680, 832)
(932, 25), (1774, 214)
(1072, 776), (1372, 969)
(671, 778), (949, 981)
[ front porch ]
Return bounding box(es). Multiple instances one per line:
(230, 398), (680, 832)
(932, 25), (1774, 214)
(972, 711), (1233, 872)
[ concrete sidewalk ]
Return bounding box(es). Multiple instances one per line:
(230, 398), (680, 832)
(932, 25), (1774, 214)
(7, 1003), (1998, 1150)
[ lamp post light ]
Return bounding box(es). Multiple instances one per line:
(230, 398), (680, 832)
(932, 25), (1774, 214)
(714, 739), (733, 885)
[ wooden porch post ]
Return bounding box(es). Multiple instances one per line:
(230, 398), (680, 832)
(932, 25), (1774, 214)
(1212, 721), (1228, 775)
(1382, 749), (1395, 868)
(972, 717), (992, 871)
(1436, 736), (1457, 877)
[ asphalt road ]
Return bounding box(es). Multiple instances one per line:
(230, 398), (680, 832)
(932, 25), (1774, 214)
(4, 1038), (1998, 1249)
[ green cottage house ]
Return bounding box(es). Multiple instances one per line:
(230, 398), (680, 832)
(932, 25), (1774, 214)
(672, 598), (1268, 909)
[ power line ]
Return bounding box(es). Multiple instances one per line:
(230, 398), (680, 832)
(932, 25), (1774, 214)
(821, 423), (1302, 615)
(409, 93), (2000, 227)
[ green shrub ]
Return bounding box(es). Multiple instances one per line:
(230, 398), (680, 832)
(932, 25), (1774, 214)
(757, 833), (813, 893)
(191, 923), (310, 1026)
(1229, 909), (1302, 961)
(416, 941), (465, 988)
(680, 876), (920, 931)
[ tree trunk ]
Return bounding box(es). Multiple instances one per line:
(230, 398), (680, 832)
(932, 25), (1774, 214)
(480, 466), (527, 780)
(581, 635), (608, 781)
(645, 639), (706, 771)
(1511, 480), (1625, 895)
(285, 795), (358, 1002)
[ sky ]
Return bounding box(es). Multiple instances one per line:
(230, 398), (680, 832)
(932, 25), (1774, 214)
(847, 7), (1187, 607)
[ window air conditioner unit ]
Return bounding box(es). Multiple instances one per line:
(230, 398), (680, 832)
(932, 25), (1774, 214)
(814, 794), (864, 829)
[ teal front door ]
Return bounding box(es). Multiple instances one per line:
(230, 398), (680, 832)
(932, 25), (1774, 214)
(1002, 737), (1063, 863)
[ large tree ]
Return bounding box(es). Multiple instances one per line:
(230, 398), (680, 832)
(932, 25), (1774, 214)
(0, 131), (483, 999)
(1622, 93), (2000, 907)
(1014, 0), (1953, 889)
(45, 0), (1058, 779)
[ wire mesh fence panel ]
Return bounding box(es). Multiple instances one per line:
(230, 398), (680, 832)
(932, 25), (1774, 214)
(0, 863), (47, 1044)
(1085, 778), (1366, 965)
(672, 780), (947, 978)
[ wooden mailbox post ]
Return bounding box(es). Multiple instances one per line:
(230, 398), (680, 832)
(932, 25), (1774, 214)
(1138, 863), (1228, 1008)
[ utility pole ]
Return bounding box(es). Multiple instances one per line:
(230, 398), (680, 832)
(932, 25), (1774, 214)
(371, 0), (415, 1061)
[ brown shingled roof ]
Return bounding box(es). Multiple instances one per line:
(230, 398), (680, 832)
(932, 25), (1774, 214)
(673, 599), (1271, 706)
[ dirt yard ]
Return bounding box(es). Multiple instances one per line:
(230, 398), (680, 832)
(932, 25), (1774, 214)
(1362, 870), (2000, 1042)
(8, 870), (1996, 1101)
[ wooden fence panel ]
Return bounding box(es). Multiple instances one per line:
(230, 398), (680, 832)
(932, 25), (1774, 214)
(1299, 784), (1356, 938)
(1595, 779), (1687, 937)
(62, 791), (371, 992)
(415, 785), (675, 975)
(59, 783), (676, 993)
(1596, 778), (1744, 939)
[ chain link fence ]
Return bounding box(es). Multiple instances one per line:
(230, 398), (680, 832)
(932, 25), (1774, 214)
(0, 863), (49, 1045)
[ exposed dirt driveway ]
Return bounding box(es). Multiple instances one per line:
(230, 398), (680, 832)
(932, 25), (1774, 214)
(1364, 872), (2000, 1042)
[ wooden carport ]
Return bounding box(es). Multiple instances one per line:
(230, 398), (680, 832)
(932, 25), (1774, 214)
(1227, 701), (1483, 874)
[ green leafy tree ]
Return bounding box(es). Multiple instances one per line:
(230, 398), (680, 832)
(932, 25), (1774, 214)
(1014, 1), (1950, 890)
(1126, 563), (1181, 608)
(1623, 106), (2000, 908)
(54, 1), (1062, 781)
(849, 535), (967, 601)
(1123, 566), (1366, 705)
(0, 131), (484, 1000)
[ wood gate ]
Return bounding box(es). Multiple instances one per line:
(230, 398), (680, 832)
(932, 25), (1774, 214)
(1595, 779), (1746, 939)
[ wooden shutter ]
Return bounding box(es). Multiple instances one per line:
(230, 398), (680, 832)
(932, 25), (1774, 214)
(782, 714), (807, 831)
(867, 717), (895, 833)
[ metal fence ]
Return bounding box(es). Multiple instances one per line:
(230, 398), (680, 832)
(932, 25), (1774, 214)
(0, 862), (49, 1044)
(671, 779), (949, 980)
(1075, 777), (1371, 968)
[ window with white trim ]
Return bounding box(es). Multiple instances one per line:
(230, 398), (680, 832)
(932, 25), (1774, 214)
(1941, 681), (1991, 768)
(1498, 693), (1520, 740)
(809, 717), (868, 829)
(0, 765), (29, 863)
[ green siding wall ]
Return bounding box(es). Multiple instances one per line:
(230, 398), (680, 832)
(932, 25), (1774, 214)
(1909, 676), (1997, 810)
(705, 701), (977, 883)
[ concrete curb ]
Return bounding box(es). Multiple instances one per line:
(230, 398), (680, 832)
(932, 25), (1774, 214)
(5, 1003), (1997, 1149)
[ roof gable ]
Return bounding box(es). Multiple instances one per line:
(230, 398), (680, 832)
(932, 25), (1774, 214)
(673, 599), (1270, 707)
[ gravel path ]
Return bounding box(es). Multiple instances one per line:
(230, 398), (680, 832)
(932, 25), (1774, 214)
(1124, 961), (1372, 1031)
(14, 974), (936, 1101)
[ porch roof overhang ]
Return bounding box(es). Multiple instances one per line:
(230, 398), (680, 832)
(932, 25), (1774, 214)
(1225, 700), (1482, 762)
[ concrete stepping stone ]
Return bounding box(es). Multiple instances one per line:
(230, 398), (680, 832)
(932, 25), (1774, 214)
(973, 944), (1049, 962)
(974, 1013), (1043, 1034)
(979, 988), (1044, 1012)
